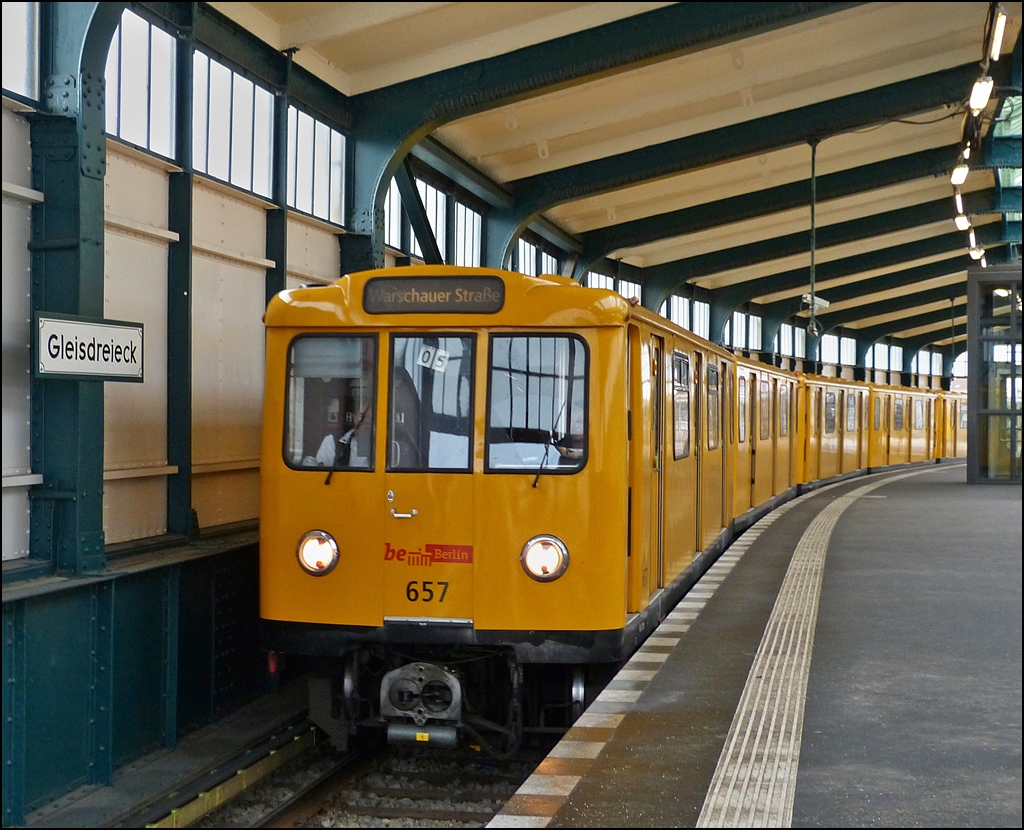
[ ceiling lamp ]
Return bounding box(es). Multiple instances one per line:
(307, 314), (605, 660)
(954, 189), (964, 214)
(955, 213), (971, 231)
(987, 4), (1007, 61)
(969, 245), (986, 260)
(970, 76), (994, 114)
(950, 159), (970, 186)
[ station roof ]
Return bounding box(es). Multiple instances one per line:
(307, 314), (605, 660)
(211, 1), (1021, 350)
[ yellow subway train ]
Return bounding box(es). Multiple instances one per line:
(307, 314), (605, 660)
(259, 265), (966, 753)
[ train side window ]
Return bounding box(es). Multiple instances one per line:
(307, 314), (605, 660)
(874, 396), (881, 431)
(779, 383), (789, 437)
(915, 398), (925, 430)
(486, 335), (587, 473)
(959, 402), (968, 429)
(707, 364), (720, 450)
(824, 391), (837, 435)
(389, 334), (475, 471)
(759, 380), (770, 440)
(737, 376), (747, 443)
(673, 352), (691, 459)
(285, 335), (377, 471)
(893, 397), (905, 432)
(847, 390), (858, 432)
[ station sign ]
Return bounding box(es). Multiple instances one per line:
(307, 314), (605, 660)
(363, 276), (504, 314)
(35, 313), (144, 382)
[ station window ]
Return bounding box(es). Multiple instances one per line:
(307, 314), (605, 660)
(286, 105), (346, 225)
(487, 335), (587, 474)
(840, 336), (857, 366)
(389, 335), (474, 471)
(618, 278), (642, 304)
(284, 336), (377, 471)
(384, 178), (403, 249)
(668, 296), (691, 330)
(517, 239), (538, 276)
(693, 301), (711, 340)
(794, 326), (806, 359)
(105, 8), (176, 159)
(453, 202), (482, 267)
(412, 179), (447, 261)
(749, 315), (762, 351)
(193, 51), (273, 198)
(759, 380), (771, 440)
(707, 365), (720, 450)
(541, 251), (559, 275)
(737, 377), (747, 443)
(586, 271), (615, 291)
(674, 353), (691, 458)
(2, 2), (39, 100)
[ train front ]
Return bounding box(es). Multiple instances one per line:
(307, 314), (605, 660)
(259, 267), (631, 752)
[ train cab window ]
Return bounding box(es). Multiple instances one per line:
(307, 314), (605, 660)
(673, 352), (691, 458)
(285, 335), (377, 470)
(779, 383), (789, 437)
(824, 391), (837, 435)
(759, 380), (770, 440)
(915, 399), (925, 430)
(707, 365), (720, 450)
(388, 335), (475, 471)
(737, 376), (747, 443)
(893, 397), (905, 432)
(847, 391), (858, 432)
(486, 335), (587, 473)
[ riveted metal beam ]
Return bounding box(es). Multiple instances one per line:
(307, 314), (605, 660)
(575, 144), (961, 278)
(854, 306), (968, 342)
(395, 157), (444, 264)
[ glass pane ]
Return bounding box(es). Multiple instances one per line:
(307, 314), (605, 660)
(488, 335), (587, 472)
(192, 52), (209, 173)
(313, 119), (330, 219)
(978, 415), (1018, 481)
(230, 74), (254, 190)
(780, 384), (789, 437)
(737, 377), (747, 443)
(286, 336), (377, 470)
(674, 353), (691, 458)
(707, 365), (720, 449)
(824, 391), (836, 434)
(391, 335), (475, 471)
(759, 380), (770, 440)
(294, 109), (314, 214)
(207, 58), (232, 181)
(118, 10), (150, 147)
(329, 130), (345, 225)
(893, 397), (905, 432)
(253, 85), (274, 198)
(2, 1), (39, 99)
(149, 23), (176, 159)
(846, 391), (857, 432)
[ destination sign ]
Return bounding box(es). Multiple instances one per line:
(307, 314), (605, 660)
(36, 314), (144, 382)
(363, 276), (504, 314)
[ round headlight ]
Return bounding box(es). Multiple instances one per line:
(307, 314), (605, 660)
(521, 535), (569, 582)
(297, 530), (339, 576)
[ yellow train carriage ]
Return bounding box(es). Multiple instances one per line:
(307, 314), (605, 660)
(936, 390), (968, 459)
(802, 375), (869, 482)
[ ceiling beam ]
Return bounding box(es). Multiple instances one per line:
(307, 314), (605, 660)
(510, 60), (1015, 216)
(573, 144), (961, 275)
(817, 284), (967, 333)
(642, 191), (1005, 286)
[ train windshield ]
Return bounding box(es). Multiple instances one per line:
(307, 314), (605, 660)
(388, 335), (475, 471)
(284, 335), (377, 470)
(486, 335), (587, 473)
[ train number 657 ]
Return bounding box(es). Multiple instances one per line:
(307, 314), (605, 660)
(406, 580), (449, 602)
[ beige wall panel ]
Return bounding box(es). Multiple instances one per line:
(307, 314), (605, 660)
(193, 181), (267, 258)
(191, 253), (266, 472)
(103, 477), (168, 544)
(3, 105), (35, 561)
(105, 148), (169, 228)
(287, 216), (340, 284)
(191, 469), (259, 528)
(3, 489), (31, 560)
(2, 103), (32, 186)
(103, 231), (170, 473)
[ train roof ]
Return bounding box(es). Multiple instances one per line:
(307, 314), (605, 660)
(264, 265), (636, 329)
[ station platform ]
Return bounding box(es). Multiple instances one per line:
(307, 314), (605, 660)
(490, 463), (1023, 828)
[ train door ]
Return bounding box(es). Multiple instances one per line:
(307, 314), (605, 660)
(626, 325), (653, 612)
(701, 360), (725, 549)
(652, 335), (665, 588)
(665, 349), (697, 579)
(382, 333), (477, 624)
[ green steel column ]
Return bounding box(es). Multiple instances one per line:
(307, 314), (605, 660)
(2, 602), (27, 826)
(88, 581), (114, 785)
(29, 3), (122, 573)
(167, 8), (195, 538)
(266, 55), (291, 305)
